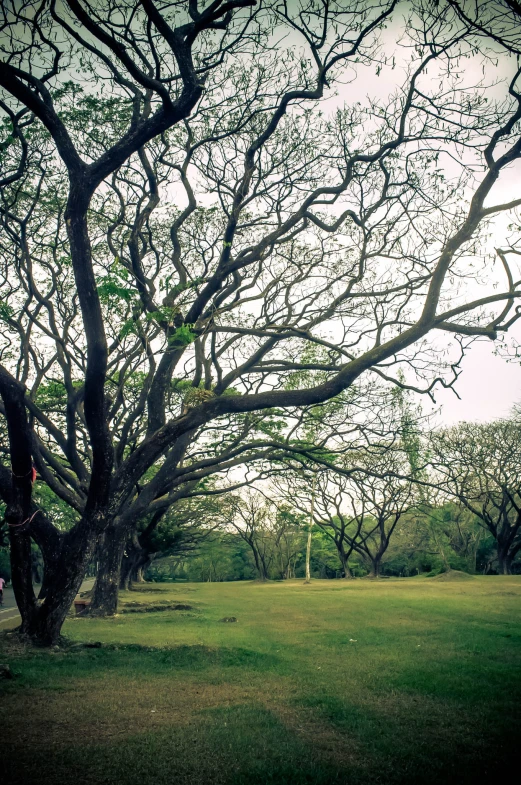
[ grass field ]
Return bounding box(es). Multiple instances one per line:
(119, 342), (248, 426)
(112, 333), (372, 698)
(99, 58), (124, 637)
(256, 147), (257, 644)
(1, 575), (520, 785)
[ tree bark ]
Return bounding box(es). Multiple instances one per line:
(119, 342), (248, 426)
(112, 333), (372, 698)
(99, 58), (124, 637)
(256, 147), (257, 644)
(119, 545), (152, 590)
(26, 529), (96, 644)
(367, 557), (382, 579)
(336, 547), (353, 579)
(497, 546), (513, 575)
(89, 524), (127, 615)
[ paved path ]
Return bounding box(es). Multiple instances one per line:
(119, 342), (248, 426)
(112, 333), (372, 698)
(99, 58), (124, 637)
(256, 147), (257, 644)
(0, 578), (95, 630)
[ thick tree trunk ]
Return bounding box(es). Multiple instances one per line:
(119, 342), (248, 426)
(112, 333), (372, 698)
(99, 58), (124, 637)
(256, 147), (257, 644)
(89, 525), (127, 615)
(497, 548), (513, 575)
(367, 558), (381, 579)
(27, 531), (96, 645)
(9, 521), (37, 634)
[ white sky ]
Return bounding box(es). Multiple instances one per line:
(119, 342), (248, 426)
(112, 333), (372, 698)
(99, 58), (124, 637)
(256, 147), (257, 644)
(324, 13), (521, 427)
(432, 334), (521, 424)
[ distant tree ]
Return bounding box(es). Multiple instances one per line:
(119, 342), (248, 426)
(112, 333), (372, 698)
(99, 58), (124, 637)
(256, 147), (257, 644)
(431, 419), (521, 574)
(230, 491), (276, 581)
(286, 470), (362, 579)
(119, 491), (233, 591)
(270, 505), (306, 580)
(349, 464), (415, 579)
(182, 533), (255, 583)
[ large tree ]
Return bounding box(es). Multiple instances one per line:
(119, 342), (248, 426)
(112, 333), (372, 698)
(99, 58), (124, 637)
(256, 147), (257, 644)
(1, 0), (521, 643)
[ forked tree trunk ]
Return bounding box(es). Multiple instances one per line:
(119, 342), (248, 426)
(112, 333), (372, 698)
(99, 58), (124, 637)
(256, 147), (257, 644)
(255, 557), (269, 581)
(29, 533), (96, 644)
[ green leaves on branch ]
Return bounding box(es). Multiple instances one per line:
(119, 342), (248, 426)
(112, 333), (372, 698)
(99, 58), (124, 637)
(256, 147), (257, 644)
(0, 302), (14, 322)
(168, 324), (197, 347)
(97, 279), (134, 303)
(97, 260), (134, 305)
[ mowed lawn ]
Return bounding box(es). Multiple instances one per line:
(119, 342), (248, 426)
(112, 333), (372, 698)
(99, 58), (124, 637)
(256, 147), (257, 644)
(1, 576), (521, 785)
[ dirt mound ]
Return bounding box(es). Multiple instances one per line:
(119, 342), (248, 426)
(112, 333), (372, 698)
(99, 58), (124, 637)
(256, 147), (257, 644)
(121, 603), (194, 613)
(430, 569), (474, 582)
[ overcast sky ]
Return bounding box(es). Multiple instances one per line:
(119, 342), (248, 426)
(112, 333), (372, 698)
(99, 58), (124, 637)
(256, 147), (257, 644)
(431, 333), (521, 424)
(325, 9), (521, 427)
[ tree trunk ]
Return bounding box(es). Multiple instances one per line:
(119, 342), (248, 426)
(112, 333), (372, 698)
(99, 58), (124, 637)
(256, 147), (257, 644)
(8, 504), (93, 646)
(30, 532), (95, 644)
(38, 551), (61, 600)
(337, 547), (352, 579)
(251, 545), (268, 581)
(119, 550), (135, 591)
(134, 551), (154, 583)
(497, 547), (513, 575)
(119, 534), (152, 591)
(89, 524), (126, 615)
(8, 519), (36, 633)
(367, 558), (381, 579)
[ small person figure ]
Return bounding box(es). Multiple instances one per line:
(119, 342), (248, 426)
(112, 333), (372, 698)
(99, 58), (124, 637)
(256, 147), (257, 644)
(0, 576), (5, 606)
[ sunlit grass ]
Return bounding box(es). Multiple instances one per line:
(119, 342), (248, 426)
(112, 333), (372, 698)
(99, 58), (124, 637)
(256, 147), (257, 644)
(2, 576), (520, 784)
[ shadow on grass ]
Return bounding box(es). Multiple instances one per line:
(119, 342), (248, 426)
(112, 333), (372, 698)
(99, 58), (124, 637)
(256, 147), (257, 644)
(293, 692), (519, 785)
(3, 704), (344, 785)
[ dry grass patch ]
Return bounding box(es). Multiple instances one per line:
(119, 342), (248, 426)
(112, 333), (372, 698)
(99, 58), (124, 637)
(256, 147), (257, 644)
(2, 674), (267, 748)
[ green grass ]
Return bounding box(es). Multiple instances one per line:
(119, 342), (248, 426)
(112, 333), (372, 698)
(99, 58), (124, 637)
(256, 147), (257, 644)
(1, 576), (521, 785)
